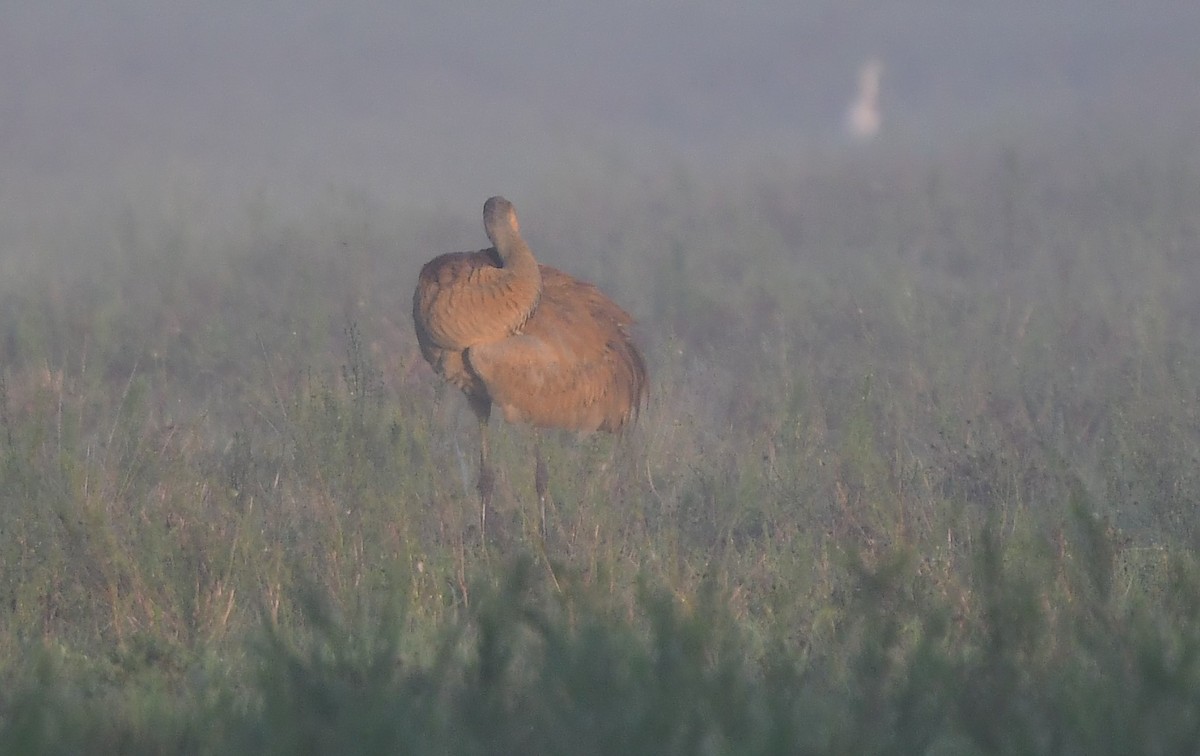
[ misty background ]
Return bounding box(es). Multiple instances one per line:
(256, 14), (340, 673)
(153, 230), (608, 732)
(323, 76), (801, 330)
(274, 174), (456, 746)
(5, 1), (1200, 265)
(8, 8), (1200, 741)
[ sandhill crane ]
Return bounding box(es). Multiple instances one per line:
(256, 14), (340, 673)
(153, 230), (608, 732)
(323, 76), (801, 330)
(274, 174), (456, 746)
(413, 196), (647, 536)
(846, 58), (883, 141)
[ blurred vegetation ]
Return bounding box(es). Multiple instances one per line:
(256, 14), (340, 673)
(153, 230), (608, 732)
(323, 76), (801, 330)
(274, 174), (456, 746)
(2, 121), (1200, 752)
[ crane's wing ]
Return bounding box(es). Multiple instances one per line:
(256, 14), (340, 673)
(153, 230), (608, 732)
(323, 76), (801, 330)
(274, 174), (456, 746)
(413, 249), (542, 352)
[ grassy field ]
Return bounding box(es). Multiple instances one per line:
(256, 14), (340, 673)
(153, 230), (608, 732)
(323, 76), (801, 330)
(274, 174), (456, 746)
(2, 123), (1200, 753)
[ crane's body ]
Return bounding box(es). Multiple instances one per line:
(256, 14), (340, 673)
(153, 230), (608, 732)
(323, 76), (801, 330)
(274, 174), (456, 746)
(413, 197), (647, 534)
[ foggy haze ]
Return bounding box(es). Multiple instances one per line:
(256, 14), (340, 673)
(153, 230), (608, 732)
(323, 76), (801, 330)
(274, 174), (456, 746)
(5, 0), (1200, 242)
(6, 6), (1200, 743)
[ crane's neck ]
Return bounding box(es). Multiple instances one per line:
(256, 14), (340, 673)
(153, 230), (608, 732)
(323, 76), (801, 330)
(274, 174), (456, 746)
(493, 227), (541, 282)
(483, 197), (541, 293)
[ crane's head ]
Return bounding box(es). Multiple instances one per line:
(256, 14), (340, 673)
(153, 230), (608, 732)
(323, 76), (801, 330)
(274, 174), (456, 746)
(483, 196), (521, 251)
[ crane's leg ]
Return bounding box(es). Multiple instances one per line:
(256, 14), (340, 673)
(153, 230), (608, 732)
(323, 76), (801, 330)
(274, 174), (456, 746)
(477, 418), (494, 537)
(534, 440), (550, 539)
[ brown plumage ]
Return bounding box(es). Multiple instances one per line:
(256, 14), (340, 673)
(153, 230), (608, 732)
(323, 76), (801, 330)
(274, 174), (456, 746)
(413, 196), (647, 534)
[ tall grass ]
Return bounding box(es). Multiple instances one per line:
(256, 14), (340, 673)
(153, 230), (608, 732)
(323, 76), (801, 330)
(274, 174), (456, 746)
(2, 126), (1200, 751)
